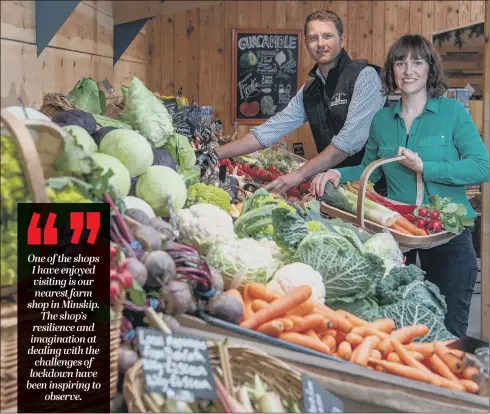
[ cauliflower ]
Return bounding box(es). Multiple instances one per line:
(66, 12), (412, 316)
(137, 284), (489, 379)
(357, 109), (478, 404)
(258, 238), (289, 261)
(187, 183), (231, 213)
(177, 203), (237, 255)
(267, 262), (326, 304)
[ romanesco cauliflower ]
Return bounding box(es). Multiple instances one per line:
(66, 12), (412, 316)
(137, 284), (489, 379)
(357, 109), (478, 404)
(187, 183), (231, 213)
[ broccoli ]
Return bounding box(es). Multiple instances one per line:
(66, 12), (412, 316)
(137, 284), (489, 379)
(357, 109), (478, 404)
(375, 264), (426, 305)
(187, 183), (231, 213)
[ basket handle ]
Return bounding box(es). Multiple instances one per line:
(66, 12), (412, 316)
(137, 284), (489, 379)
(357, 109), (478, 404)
(356, 155), (424, 228)
(1, 109), (50, 203)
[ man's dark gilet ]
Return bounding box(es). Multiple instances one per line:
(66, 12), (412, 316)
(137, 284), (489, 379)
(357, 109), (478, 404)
(303, 49), (386, 169)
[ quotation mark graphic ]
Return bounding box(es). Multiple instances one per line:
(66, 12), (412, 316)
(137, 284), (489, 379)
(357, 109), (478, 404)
(70, 212), (100, 245)
(27, 212), (100, 245)
(27, 212), (58, 245)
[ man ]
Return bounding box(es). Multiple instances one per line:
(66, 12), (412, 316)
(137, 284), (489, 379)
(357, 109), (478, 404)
(215, 10), (386, 192)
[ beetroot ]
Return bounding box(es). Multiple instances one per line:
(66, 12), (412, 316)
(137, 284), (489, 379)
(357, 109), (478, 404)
(118, 346), (138, 375)
(206, 292), (243, 324)
(126, 258), (147, 287)
(144, 251), (176, 288)
(159, 280), (194, 315)
(134, 225), (162, 251)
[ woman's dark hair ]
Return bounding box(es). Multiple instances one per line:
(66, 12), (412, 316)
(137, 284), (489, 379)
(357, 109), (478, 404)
(381, 34), (447, 97)
(304, 10), (343, 37)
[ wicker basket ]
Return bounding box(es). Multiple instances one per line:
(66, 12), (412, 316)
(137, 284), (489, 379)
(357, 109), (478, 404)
(39, 93), (77, 119)
(0, 302), (17, 412)
(123, 342), (303, 412)
(110, 299), (124, 398)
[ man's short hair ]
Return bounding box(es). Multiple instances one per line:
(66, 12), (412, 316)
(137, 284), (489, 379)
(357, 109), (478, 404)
(304, 10), (343, 37)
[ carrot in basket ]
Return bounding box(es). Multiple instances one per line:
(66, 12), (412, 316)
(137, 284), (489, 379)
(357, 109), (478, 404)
(280, 317), (294, 331)
(321, 335), (337, 352)
(279, 332), (331, 354)
(404, 342), (435, 359)
(257, 319), (284, 337)
(325, 329), (337, 338)
(298, 314), (327, 332)
(434, 342), (464, 374)
(240, 285), (312, 330)
(251, 299), (269, 312)
(368, 319), (396, 333)
(242, 284), (254, 320)
(408, 351), (425, 362)
(368, 359), (437, 385)
(352, 336), (381, 366)
(447, 349), (465, 359)
(337, 341), (352, 361)
(335, 310), (367, 327)
(395, 218), (428, 236)
(286, 300), (315, 317)
(315, 305), (353, 333)
(462, 366), (479, 381)
(247, 283), (281, 303)
(346, 332), (364, 348)
(364, 326), (390, 341)
(429, 354), (459, 382)
(379, 325), (430, 356)
(305, 329), (320, 340)
(391, 224), (413, 235)
(459, 379), (480, 394)
(391, 337), (432, 374)
(288, 315), (305, 331)
(371, 349), (382, 360)
(387, 352), (402, 364)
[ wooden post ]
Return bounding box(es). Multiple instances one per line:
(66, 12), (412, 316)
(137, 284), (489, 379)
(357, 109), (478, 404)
(481, 1), (489, 341)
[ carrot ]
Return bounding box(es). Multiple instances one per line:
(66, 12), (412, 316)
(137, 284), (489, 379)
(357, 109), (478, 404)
(434, 342), (464, 374)
(462, 366), (479, 381)
(336, 331), (347, 343)
(279, 332), (331, 354)
(367, 319), (396, 334)
(429, 354), (459, 382)
(280, 317), (294, 331)
(368, 359), (436, 384)
(391, 224), (413, 235)
(325, 329), (337, 338)
(242, 284), (254, 320)
(240, 285), (312, 330)
(447, 349), (464, 359)
(387, 352), (402, 364)
(404, 342), (435, 358)
(288, 315), (305, 331)
(305, 328), (320, 340)
(335, 310), (367, 327)
(298, 314), (327, 332)
(408, 351), (425, 362)
(314, 321), (334, 336)
(379, 325), (429, 356)
(251, 299), (269, 312)
(315, 305), (353, 333)
(371, 349), (382, 360)
(346, 332), (364, 348)
(375, 365), (385, 372)
(396, 217), (427, 236)
(286, 299), (315, 317)
(459, 379), (480, 394)
(391, 338), (432, 374)
(321, 335), (336, 352)
(247, 283), (281, 302)
(434, 375), (465, 391)
(257, 319), (284, 336)
(352, 336), (381, 366)
(363, 326), (390, 340)
(337, 341), (352, 361)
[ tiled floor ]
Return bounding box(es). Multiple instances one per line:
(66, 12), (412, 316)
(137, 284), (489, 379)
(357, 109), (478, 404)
(467, 294), (482, 339)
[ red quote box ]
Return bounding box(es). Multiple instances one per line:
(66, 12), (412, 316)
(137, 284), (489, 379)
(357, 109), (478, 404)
(17, 203), (111, 413)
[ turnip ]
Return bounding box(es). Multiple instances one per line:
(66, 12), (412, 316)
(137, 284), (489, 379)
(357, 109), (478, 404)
(118, 345), (138, 375)
(126, 258), (148, 287)
(159, 280), (194, 315)
(134, 225), (162, 251)
(206, 292), (244, 324)
(144, 251), (176, 288)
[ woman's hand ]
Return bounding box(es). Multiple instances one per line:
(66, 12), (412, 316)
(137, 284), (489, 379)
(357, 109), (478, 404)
(265, 171), (304, 193)
(310, 170), (341, 196)
(398, 147), (424, 174)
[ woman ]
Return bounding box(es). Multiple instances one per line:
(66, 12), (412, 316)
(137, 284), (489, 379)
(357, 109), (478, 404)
(310, 34), (489, 338)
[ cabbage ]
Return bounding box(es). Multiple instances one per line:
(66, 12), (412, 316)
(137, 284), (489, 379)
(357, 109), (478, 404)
(207, 238), (282, 287)
(117, 77), (174, 147)
(136, 166), (187, 217)
(53, 110), (98, 135)
(91, 126), (118, 147)
(66, 77), (105, 115)
(363, 232), (404, 277)
(290, 232), (385, 303)
(62, 125), (98, 154)
(122, 196), (156, 218)
(92, 153), (131, 197)
(162, 133), (196, 171)
(152, 148), (177, 170)
(100, 129), (153, 177)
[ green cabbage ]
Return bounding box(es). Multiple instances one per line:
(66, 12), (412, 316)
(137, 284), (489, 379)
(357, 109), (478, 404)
(162, 133), (196, 171)
(62, 125), (98, 154)
(117, 77), (174, 147)
(66, 77), (105, 115)
(290, 232), (385, 303)
(92, 153), (131, 197)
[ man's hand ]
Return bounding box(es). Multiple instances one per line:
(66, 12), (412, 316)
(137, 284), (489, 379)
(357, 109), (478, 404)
(264, 171), (304, 193)
(398, 147), (424, 174)
(310, 170), (341, 196)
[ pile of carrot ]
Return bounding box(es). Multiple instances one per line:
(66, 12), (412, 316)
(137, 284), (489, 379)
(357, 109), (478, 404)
(390, 217), (428, 236)
(226, 283), (481, 395)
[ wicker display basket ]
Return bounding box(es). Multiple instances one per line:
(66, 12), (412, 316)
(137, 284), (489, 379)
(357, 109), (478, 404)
(110, 299), (124, 398)
(39, 93), (78, 119)
(0, 301), (17, 412)
(321, 155), (456, 252)
(123, 342), (303, 413)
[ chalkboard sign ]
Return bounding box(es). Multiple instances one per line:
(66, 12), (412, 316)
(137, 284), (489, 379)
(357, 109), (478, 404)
(162, 98), (179, 117)
(232, 29), (302, 125)
(301, 374), (344, 413)
(136, 328), (217, 402)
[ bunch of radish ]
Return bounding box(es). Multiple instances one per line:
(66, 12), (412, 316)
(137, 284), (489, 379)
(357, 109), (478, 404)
(110, 243), (134, 301)
(408, 207), (443, 234)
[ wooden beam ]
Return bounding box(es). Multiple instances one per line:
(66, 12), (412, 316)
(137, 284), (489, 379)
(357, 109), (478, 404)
(114, 0), (225, 25)
(481, 0), (489, 342)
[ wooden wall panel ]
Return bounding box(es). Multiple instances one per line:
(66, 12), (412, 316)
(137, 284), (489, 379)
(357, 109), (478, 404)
(145, 0), (485, 159)
(1, 0), (148, 109)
